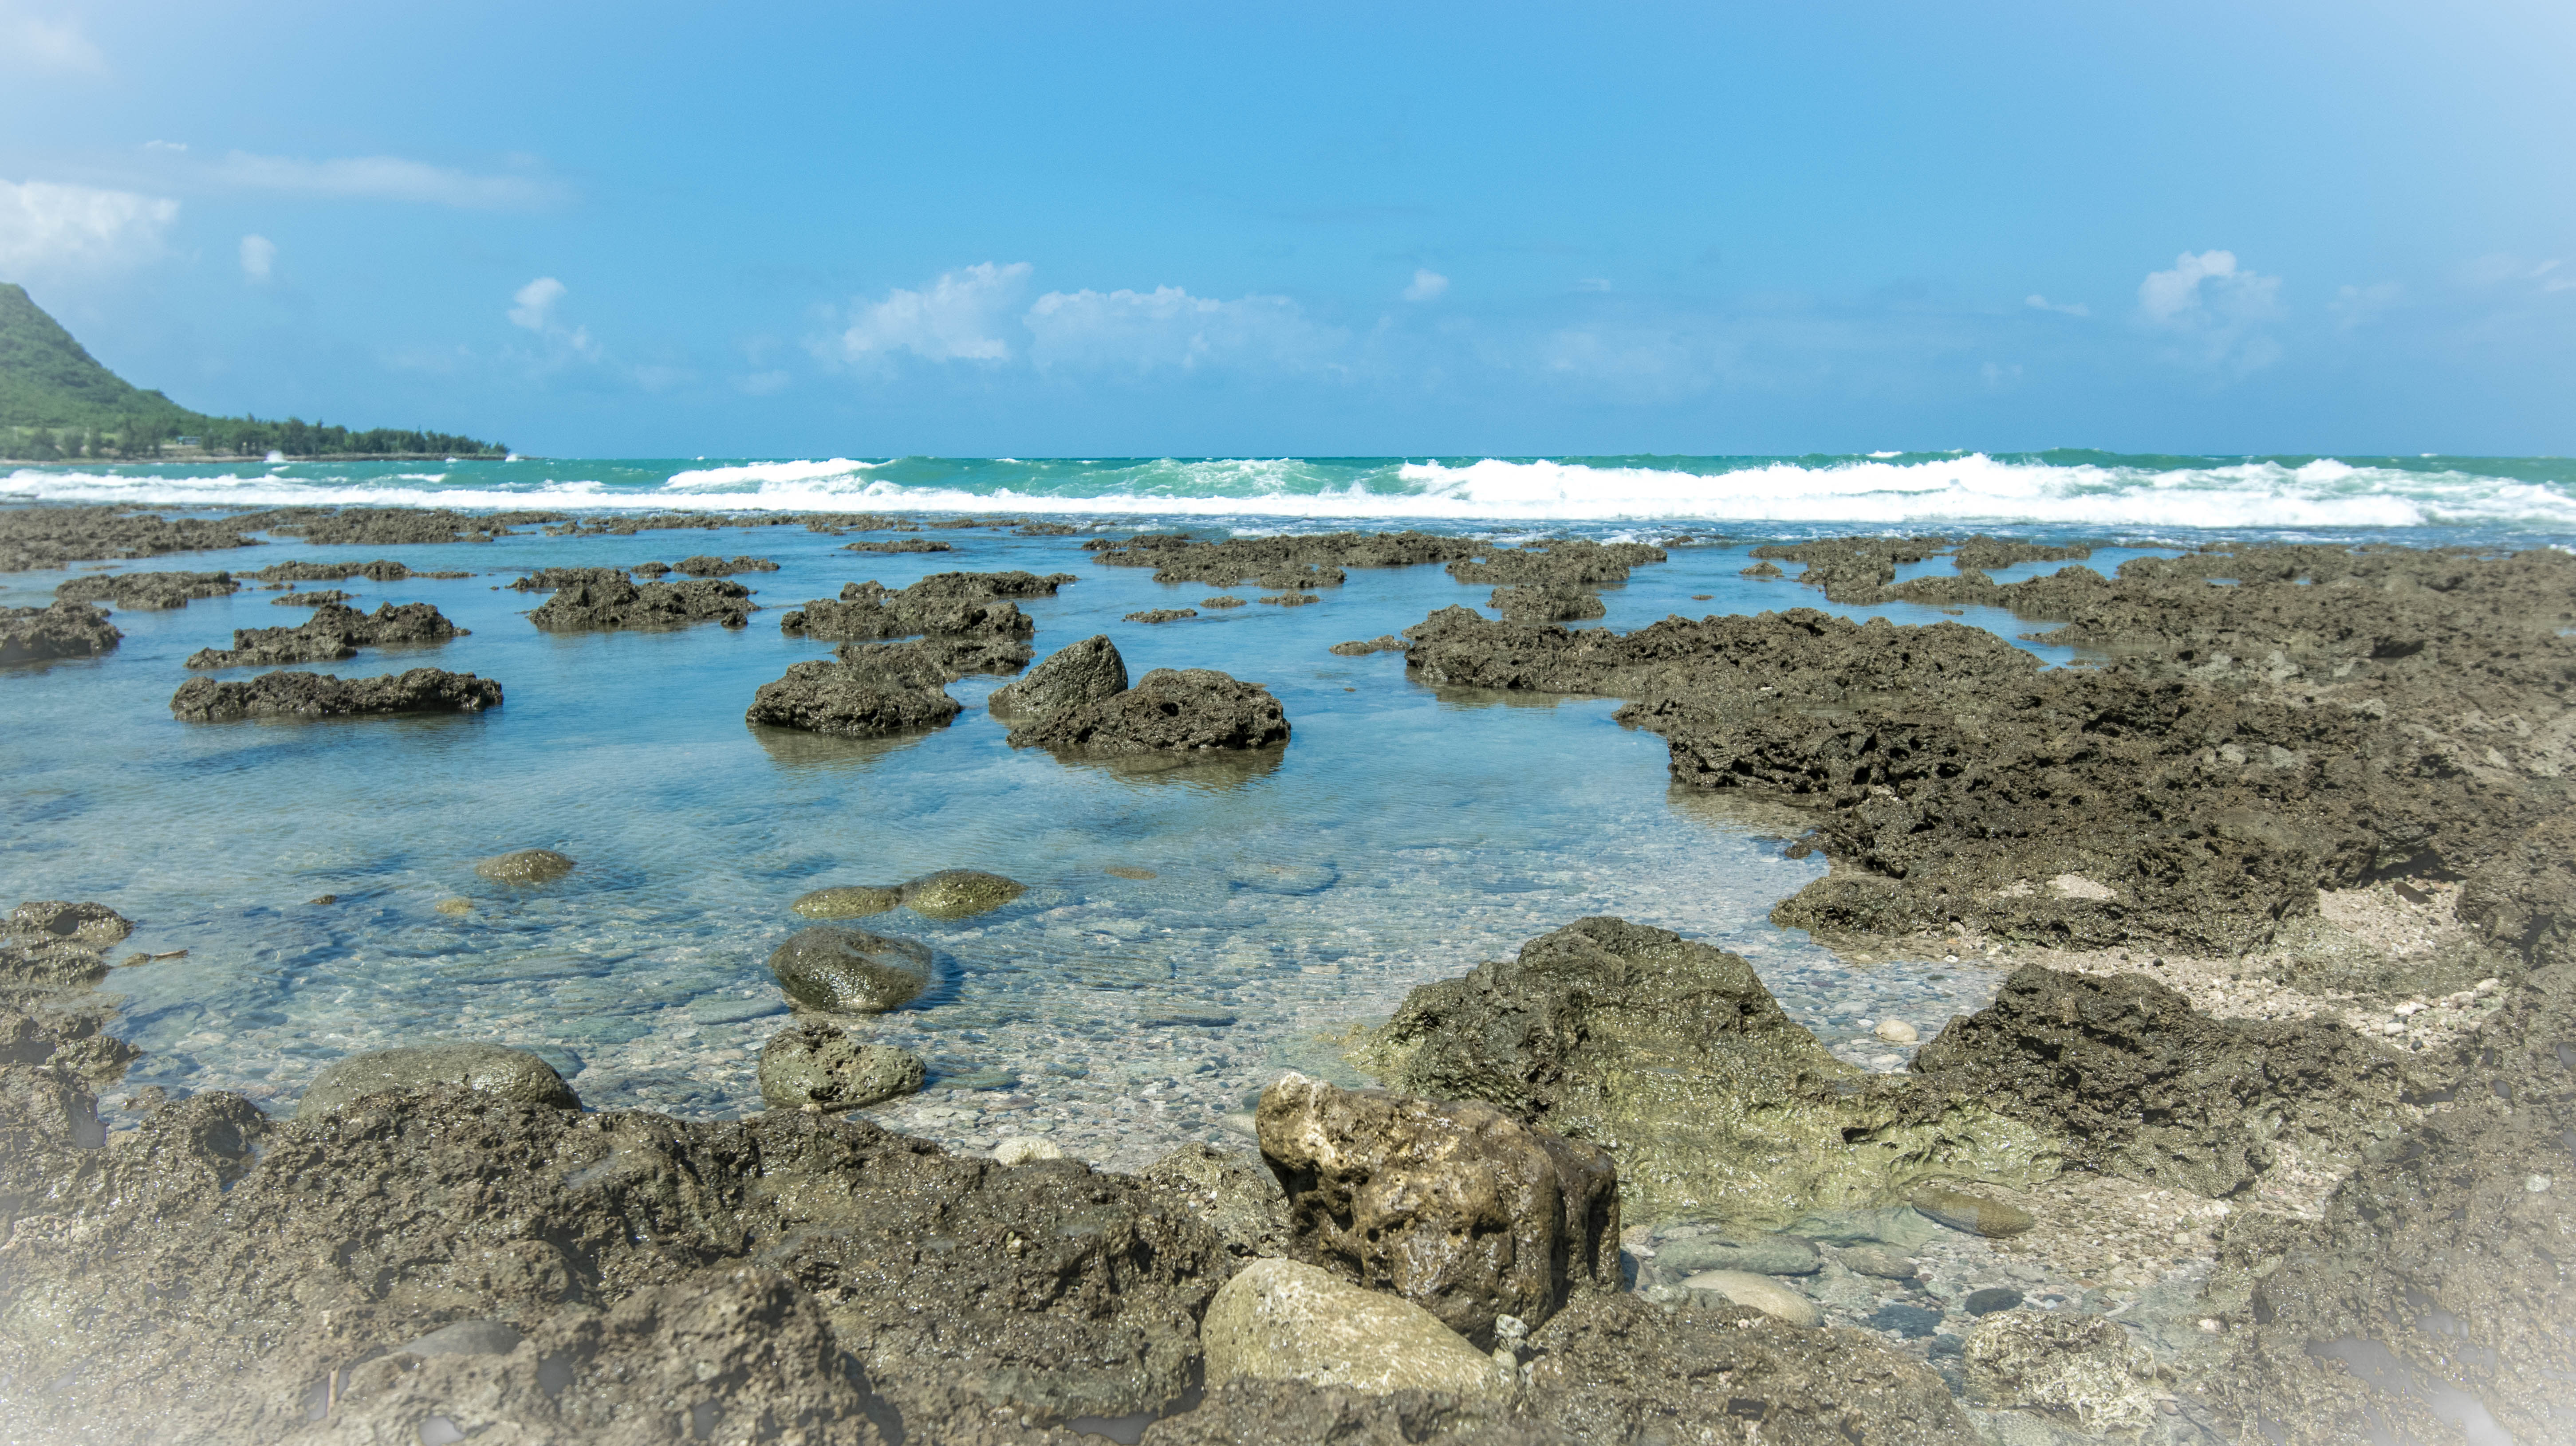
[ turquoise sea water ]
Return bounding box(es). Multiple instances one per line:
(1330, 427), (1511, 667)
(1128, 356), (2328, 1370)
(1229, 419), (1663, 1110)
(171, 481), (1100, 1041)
(4, 456), (2572, 1170)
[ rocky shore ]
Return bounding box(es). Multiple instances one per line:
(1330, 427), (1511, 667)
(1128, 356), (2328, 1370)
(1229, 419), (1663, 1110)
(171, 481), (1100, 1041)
(1, 512), (2568, 1444)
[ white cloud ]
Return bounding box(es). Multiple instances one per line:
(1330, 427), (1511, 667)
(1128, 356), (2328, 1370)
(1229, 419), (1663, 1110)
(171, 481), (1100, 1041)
(0, 179), (177, 273)
(1023, 284), (1339, 373)
(2137, 249), (2283, 373)
(506, 276), (597, 359)
(238, 233), (276, 282)
(1402, 268), (1449, 302)
(1, 6), (105, 75)
(1575, 278), (1612, 294)
(205, 151), (560, 209)
(737, 370), (792, 396)
(838, 262), (1031, 364)
(2025, 294), (2088, 317)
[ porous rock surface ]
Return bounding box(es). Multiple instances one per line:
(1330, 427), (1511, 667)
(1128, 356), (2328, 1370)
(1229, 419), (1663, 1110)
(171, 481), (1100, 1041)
(0, 505), (260, 572)
(900, 869), (1026, 919)
(0, 601), (119, 664)
(768, 926), (935, 1013)
(757, 1021), (924, 1111)
(1007, 668), (1289, 755)
(792, 884), (902, 919)
(530, 572), (755, 630)
(228, 506), (568, 546)
(674, 554), (779, 575)
(1488, 584), (1603, 623)
(295, 1042), (581, 1118)
(474, 848), (577, 884)
(185, 599), (466, 668)
(1134, 1143), (1292, 1262)
(1255, 1073), (1619, 1347)
(54, 569), (240, 609)
(1201, 1258), (1508, 1399)
(988, 634), (1127, 719)
(1445, 539), (1666, 587)
(780, 571), (1064, 643)
(169, 667), (503, 721)
(1089, 530), (1481, 589)
(744, 642), (970, 738)
(255, 558), (449, 583)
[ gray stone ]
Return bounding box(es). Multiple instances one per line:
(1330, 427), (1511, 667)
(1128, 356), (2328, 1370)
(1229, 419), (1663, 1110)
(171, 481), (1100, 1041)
(297, 1044), (580, 1119)
(791, 884), (902, 919)
(989, 635), (1127, 719)
(473, 849), (575, 885)
(1910, 1182), (2036, 1238)
(1679, 1270), (1821, 1327)
(1871, 1303), (1946, 1340)
(1964, 1286), (2025, 1316)
(1653, 1231), (1820, 1277)
(1839, 1244), (1919, 1280)
(767, 927), (934, 1013)
(899, 869), (1025, 920)
(8, 901), (134, 948)
(1201, 1258), (1509, 1399)
(756, 1021), (925, 1111)
(1963, 1309), (2162, 1435)
(1137, 1143), (1291, 1261)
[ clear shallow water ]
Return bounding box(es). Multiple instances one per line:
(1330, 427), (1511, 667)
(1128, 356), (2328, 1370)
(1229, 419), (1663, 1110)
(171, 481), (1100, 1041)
(4, 504), (2570, 1171)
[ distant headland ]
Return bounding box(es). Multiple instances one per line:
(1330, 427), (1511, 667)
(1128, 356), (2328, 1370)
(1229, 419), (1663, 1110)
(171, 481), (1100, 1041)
(0, 282), (505, 464)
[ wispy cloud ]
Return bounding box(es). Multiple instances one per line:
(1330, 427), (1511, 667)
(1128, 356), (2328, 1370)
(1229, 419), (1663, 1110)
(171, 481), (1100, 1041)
(836, 262), (1032, 365)
(2329, 280), (2402, 331)
(238, 233), (276, 283)
(507, 276), (598, 359)
(205, 151), (563, 209)
(1402, 268), (1449, 302)
(2025, 294), (2088, 317)
(0, 5), (104, 75)
(1575, 278), (1612, 294)
(1024, 284), (1341, 374)
(0, 179), (177, 273)
(2137, 249), (2282, 374)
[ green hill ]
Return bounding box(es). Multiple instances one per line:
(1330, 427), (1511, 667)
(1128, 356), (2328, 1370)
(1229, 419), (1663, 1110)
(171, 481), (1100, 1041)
(0, 282), (504, 460)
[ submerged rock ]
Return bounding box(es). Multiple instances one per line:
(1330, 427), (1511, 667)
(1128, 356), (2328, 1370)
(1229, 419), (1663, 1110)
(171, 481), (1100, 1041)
(9, 901), (134, 948)
(792, 884), (902, 918)
(473, 849), (575, 884)
(169, 668), (502, 721)
(1008, 667), (1290, 755)
(1447, 539), (1665, 587)
(530, 574), (753, 630)
(988, 634), (1128, 719)
(1963, 1309), (2162, 1435)
(1089, 530), (1482, 587)
(1201, 1258), (1509, 1399)
(780, 573), (1049, 643)
(842, 537), (952, 553)
(0, 505), (260, 572)
(899, 868), (1025, 919)
(744, 644), (963, 738)
(1360, 916), (2054, 1228)
(756, 1021), (923, 1111)
(1328, 635), (1405, 656)
(228, 506), (567, 546)
(1256, 1073), (1619, 1347)
(768, 926), (934, 1013)
(184, 599), (466, 668)
(673, 554), (779, 575)
(1126, 607), (1196, 624)
(0, 601), (120, 664)
(1202, 594), (1247, 608)
(296, 1043), (580, 1118)
(53, 570), (239, 609)
(1676, 1269), (1821, 1326)
(1650, 1230), (1821, 1277)
(1905, 1182), (2034, 1239)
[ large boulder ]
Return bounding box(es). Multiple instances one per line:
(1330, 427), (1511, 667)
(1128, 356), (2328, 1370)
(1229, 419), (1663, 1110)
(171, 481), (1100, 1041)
(767, 927), (934, 1013)
(530, 574), (753, 630)
(296, 1043), (580, 1118)
(1360, 916), (2054, 1228)
(1008, 668), (1290, 755)
(756, 1021), (924, 1111)
(169, 668), (503, 721)
(1255, 1073), (1618, 1347)
(0, 601), (121, 664)
(744, 644), (963, 738)
(184, 599), (467, 668)
(989, 634), (1128, 718)
(1200, 1258), (1509, 1399)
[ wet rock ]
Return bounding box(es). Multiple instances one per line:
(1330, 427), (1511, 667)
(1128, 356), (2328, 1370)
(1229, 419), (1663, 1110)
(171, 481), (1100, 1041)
(1140, 1379), (1568, 1446)
(473, 849), (575, 884)
(1746, 536), (1950, 602)
(0, 506), (261, 572)
(269, 588), (351, 605)
(1906, 1183), (2035, 1238)
(1868, 1302), (1945, 1340)
(396, 1317), (526, 1357)
(1137, 1143), (1292, 1261)
(0, 601), (120, 664)
(1651, 1231), (1820, 1277)
(1963, 1309), (2162, 1435)
(1489, 585), (1603, 623)
(1839, 1245), (1918, 1280)
(1201, 1257), (1509, 1398)
(1678, 1269), (1821, 1326)
(1257, 592), (1320, 607)
(1255, 1072), (1619, 1346)
(1360, 916), (2054, 1229)
(842, 537), (952, 553)
(509, 565), (627, 592)
(900, 868), (1026, 919)
(1091, 530), (1482, 588)
(1203, 595), (1247, 608)
(995, 1136), (1065, 1165)
(169, 668), (503, 721)
(756, 1021), (924, 1111)
(434, 896), (473, 916)
(767, 926), (934, 1013)
(1126, 607), (1197, 624)
(9, 901), (133, 948)
(1963, 1286), (2025, 1316)
(1008, 668), (1290, 755)
(674, 554), (779, 575)
(1447, 540), (1665, 587)
(780, 577), (1036, 644)
(1910, 966), (2409, 1199)
(989, 634), (1128, 719)
(185, 598), (467, 668)
(530, 574), (754, 630)
(1329, 636), (1404, 656)
(744, 644), (964, 738)
(256, 558), (436, 582)
(792, 884), (902, 918)
(1741, 560), (1783, 578)
(228, 506), (567, 546)
(296, 1043), (581, 1118)
(1521, 1292), (1977, 1446)
(53, 570), (239, 609)
(1874, 1019), (1919, 1044)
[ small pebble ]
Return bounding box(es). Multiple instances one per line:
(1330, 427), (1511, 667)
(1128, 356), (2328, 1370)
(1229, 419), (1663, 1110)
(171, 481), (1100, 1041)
(434, 898), (473, 916)
(1874, 1019), (1918, 1044)
(1963, 1286), (2024, 1316)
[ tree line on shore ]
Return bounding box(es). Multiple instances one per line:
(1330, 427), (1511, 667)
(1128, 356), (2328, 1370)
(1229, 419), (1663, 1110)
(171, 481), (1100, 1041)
(6, 417), (507, 461)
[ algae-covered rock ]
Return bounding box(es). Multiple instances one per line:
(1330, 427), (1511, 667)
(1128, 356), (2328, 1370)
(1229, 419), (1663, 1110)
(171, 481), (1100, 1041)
(988, 634), (1127, 718)
(1008, 668), (1289, 755)
(767, 926), (934, 1013)
(473, 849), (575, 884)
(756, 1021), (923, 1111)
(297, 1043), (579, 1118)
(900, 868), (1024, 919)
(1651, 1230), (1821, 1277)
(791, 884), (902, 919)
(1907, 1182), (2035, 1238)
(1201, 1258), (1509, 1399)
(1360, 916), (2056, 1229)
(1136, 1142), (1292, 1261)
(1963, 1309), (2162, 1435)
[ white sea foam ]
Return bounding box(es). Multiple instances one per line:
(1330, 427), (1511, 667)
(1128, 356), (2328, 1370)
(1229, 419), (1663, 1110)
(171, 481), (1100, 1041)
(660, 457), (891, 492)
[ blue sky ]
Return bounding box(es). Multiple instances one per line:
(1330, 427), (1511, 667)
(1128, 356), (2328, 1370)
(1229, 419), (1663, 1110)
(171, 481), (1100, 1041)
(3, 1), (2570, 457)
